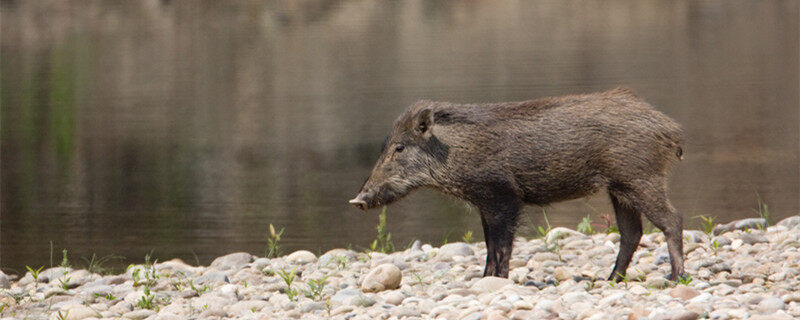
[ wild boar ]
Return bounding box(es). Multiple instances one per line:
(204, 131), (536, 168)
(349, 87), (685, 281)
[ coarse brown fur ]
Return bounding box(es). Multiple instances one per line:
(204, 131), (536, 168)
(350, 87), (686, 281)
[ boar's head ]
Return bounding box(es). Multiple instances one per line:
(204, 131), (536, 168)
(349, 104), (449, 210)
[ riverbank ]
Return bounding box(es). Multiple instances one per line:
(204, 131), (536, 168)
(2, 215), (799, 320)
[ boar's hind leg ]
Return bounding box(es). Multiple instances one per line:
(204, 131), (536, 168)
(607, 193), (643, 282)
(617, 181), (685, 281)
(479, 202), (520, 278)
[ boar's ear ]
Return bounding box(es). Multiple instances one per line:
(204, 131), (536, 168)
(414, 108), (433, 136)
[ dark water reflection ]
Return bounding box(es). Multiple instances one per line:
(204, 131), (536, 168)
(1, 0), (798, 272)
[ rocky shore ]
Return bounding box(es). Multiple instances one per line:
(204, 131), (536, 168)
(2, 215), (799, 320)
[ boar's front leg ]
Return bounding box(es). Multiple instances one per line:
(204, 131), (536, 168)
(478, 200), (521, 278)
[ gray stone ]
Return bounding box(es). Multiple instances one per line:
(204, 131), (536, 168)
(300, 301), (327, 313)
(437, 242), (474, 260)
(331, 288), (365, 306)
(156, 258), (200, 275)
(545, 227), (583, 243)
(285, 250), (317, 264)
(252, 257), (271, 270)
(210, 252), (253, 272)
(41, 267), (72, 281)
(317, 254), (336, 268)
(352, 294), (377, 307)
(84, 284), (113, 297)
(669, 285), (700, 301)
(757, 297), (785, 314)
(645, 277), (674, 289)
(713, 218), (766, 235)
(195, 271), (229, 285)
(60, 305), (100, 320)
(462, 311), (483, 320)
(0, 271), (9, 289)
(361, 264), (402, 292)
(471, 276), (513, 292)
(200, 307), (228, 318)
(532, 252), (560, 262)
(776, 215), (800, 229)
(191, 293), (236, 310)
(123, 309), (156, 320)
(711, 236), (732, 247)
(410, 240), (422, 251)
(740, 233), (768, 245)
(391, 306), (421, 318)
(228, 300), (269, 315)
(683, 230), (708, 243)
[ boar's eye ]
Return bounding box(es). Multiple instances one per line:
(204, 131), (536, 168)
(395, 145), (405, 153)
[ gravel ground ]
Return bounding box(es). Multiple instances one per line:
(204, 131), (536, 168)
(2, 215), (799, 320)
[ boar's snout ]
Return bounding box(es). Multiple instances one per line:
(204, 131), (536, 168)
(348, 192), (370, 211)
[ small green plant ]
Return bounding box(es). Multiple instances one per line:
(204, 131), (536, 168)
(462, 230), (474, 243)
(643, 221), (659, 234)
(58, 277), (71, 290)
(610, 272), (630, 288)
(409, 271), (425, 287)
(26, 266), (44, 286)
(50, 241), (55, 268)
(710, 240), (719, 256)
(336, 256), (348, 270)
(277, 266), (299, 301)
(82, 253), (124, 275)
(303, 275), (330, 301)
(754, 192), (771, 227)
(326, 298), (332, 317)
(695, 215), (716, 235)
(55, 310), (69, 320)
(5, 290), (28, 304)
(61, 249), (71, 268)
(266, 224), (285, 258)
(441, 229), (453, 245)
(593, 214), (619, 234)
(137, 285), (156, 310)
(188, 280), (209, 295)
(535, 208), (553, 238)
(130, 253), (159, 287)
(676, 274), (693, 285)
(584, 279), (597, 291)
(577, 214), (595, 234)
(94, 292), (118, 301)
(370, 207), (394, 253)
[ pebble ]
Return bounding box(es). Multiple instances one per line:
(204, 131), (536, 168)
(209, 252), (253, 272)
(669, 285), (700, 301)
(437, 242), (475, 260)
(757, 296), (785, 314)
(0, 271), (11, 289)
(712, 218), (766, 235)
(2, 217), (798, 320)
(382, 290), (405, 305)
(470, 277), (513, 292)
(286, 250), (318, 264)
(123, 309), (157, 319)
(361, 263), (401, 292)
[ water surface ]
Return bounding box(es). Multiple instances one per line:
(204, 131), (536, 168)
(2, 0), (798, 272)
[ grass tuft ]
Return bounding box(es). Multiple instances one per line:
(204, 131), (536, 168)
(266, 224), (285, 258)
(370, 207), (394, 253)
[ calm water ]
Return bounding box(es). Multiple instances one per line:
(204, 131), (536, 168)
(2, 0), (798, 273)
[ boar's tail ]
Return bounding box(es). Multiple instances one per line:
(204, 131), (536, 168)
(676, 147), (684, 161)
